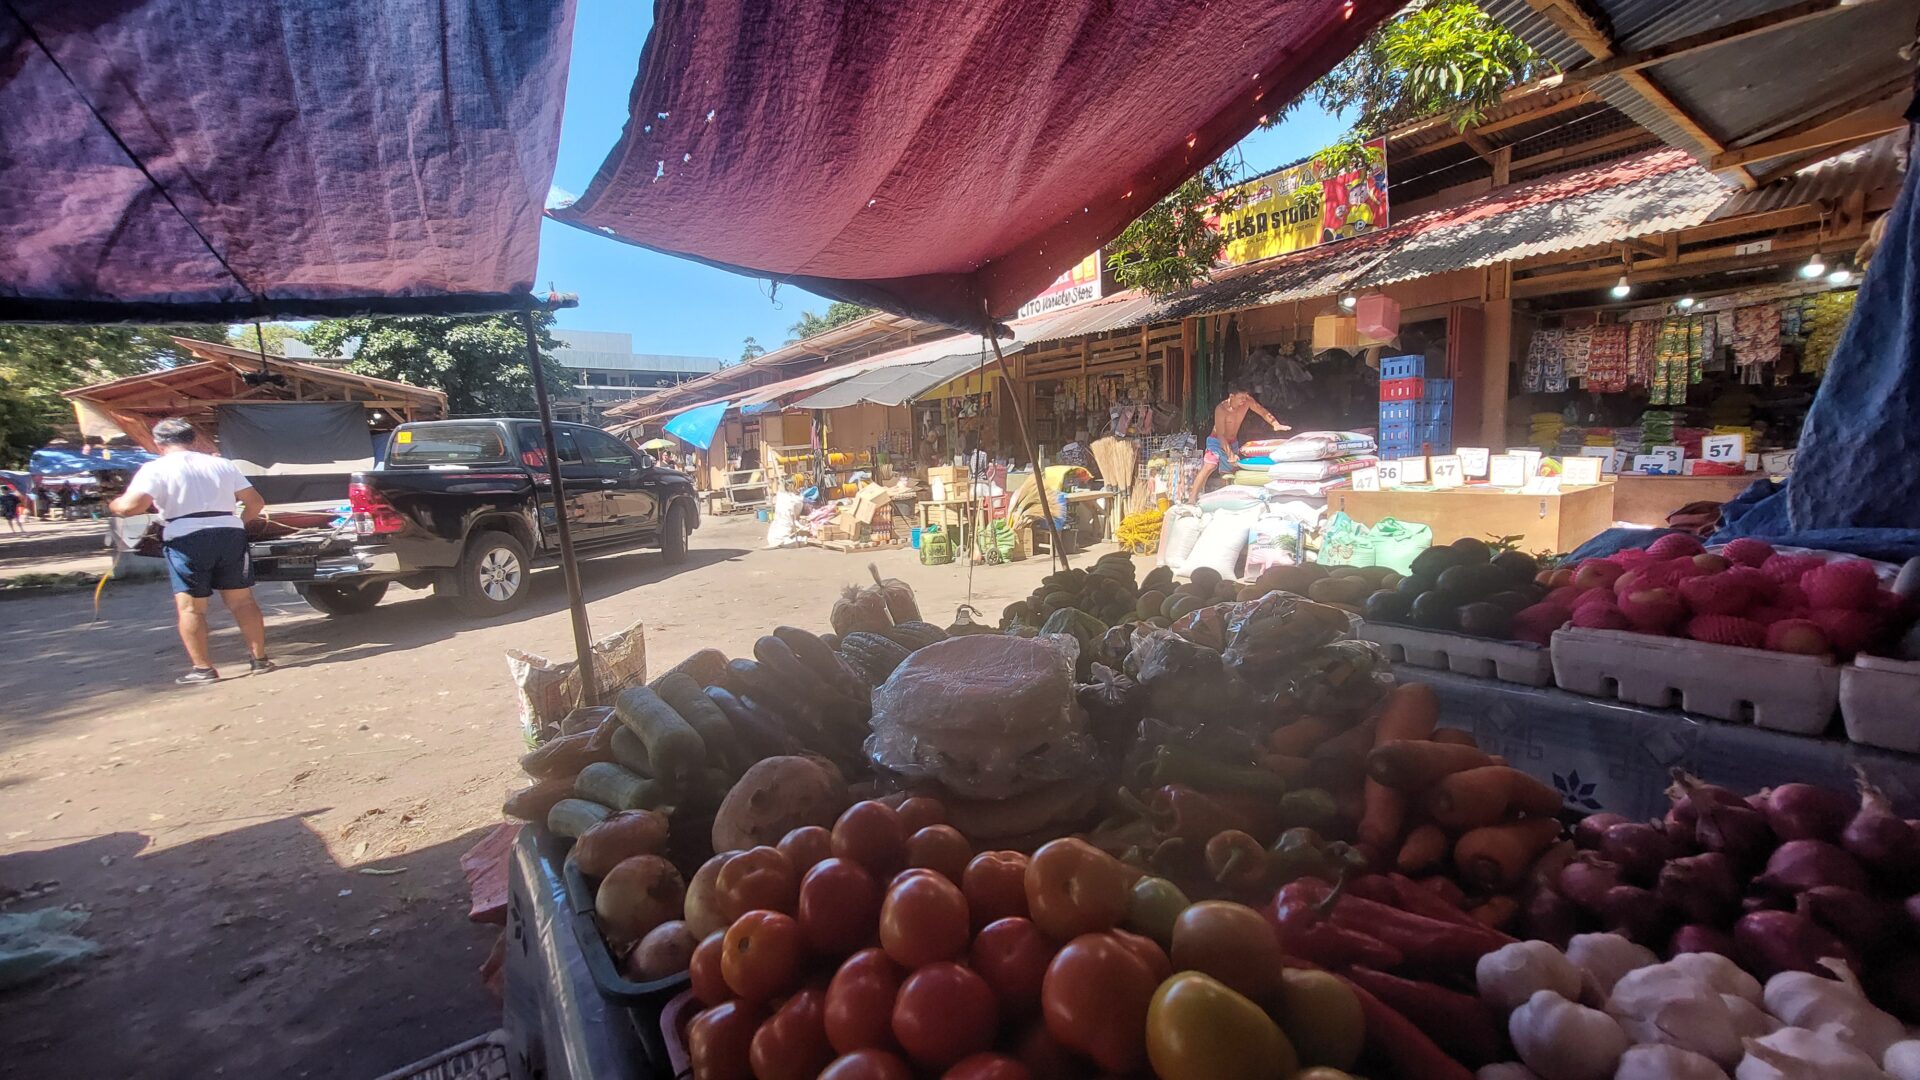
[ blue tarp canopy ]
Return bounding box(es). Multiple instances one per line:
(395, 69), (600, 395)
(0, 1), (574, 323)
(664, 400), (732, 451)
(28, 447), (154, 476)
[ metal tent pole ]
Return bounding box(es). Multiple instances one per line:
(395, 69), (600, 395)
(523, 302), (598, 705)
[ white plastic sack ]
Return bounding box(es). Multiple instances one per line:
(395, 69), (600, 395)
(766, 491), (808, 548)
(1245, 514), (1305, 578)
(1158, 505), (1205, 569)
(1180, 505), (1260, 581)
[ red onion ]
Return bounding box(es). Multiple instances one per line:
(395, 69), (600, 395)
(1670, 923), (1738, 958)
(1743, 893), (1790, 914)
(1523, 887), (1581, 949)
(1733, 901), (1857, 980)
(1802, 885), (1894, 948)
(1574, 812), (1630, 851)
(1758, 783), (1855, 843)
(1596, 883), (1671, 947)
(1688, 780), (1774, 866)
(1842, 774), (1919, 883)
(1558, 853), (1623, 912)
(1755, 839), (1871, 895)
(1666, 769), (1745, 829)
(1906, 893), (1920, 930)
(1654, 851), (1740, 924)
(1600, 821), (1675, 885)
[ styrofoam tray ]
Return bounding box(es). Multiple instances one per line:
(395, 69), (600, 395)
(1841, 654), (1920, 752)
(1550, 626), (1839, 734)
(1359, 620), (1553, 686)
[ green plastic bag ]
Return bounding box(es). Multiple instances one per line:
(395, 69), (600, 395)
(1368, 516), (1434, 576)
(1314, 511), (1376, 568)
(980, 518), (1017, 564)
(919, 526), (954, 565)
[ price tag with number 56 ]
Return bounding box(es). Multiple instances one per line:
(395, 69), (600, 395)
(1377, 460), (1405, 488)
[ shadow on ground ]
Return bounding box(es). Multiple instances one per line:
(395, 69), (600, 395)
(0, 814), (499, 1080)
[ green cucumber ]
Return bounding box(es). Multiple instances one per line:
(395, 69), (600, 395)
(613, 686), (705, 787)
(547, 798), (612, 838)
(655, 672), (744, 774)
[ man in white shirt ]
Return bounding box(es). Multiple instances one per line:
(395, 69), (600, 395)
(110, 418), (274, 684)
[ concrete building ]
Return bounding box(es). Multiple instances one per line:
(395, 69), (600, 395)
(551, 329), (723, 424)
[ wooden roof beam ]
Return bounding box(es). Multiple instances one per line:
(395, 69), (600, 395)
(1713, 85), (1909, 171)
(1520, 0), (1761, 190)
(1563, 0), (1895, 83)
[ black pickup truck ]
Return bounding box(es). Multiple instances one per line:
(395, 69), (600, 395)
(249, 419), (699, 618)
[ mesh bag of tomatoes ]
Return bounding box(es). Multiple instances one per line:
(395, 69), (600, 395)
(677, 796), (1373, 1080)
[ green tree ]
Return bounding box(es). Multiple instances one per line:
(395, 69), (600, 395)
(228, 322), (307, 357)
(304, 312), (567, 416)
(0, 377), (54, 467)
(787, 301), (873, 342)
(0, 325), (223, 428)
(1105, 162), (1243, 298)
(738, 336), (766, 365)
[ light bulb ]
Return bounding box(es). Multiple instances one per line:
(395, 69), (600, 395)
(1610, 275), (1631, 300)
(1676, 297), (1695, 310)
(1800, 254), (1827, 279)
(1827, 269), (1854, 286)
(1339, 295), (1357, 310)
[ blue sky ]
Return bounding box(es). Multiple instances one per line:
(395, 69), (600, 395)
(534, 0), (1350, 363)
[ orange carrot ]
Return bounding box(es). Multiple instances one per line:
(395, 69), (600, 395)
(1453, 817), (1564, 891)
(1367, 740), (1494, 791)
(1257, 753), (1313, 783)
(1426, 766), (1563, 831)
(1469, 895), (1521, 931)
(1395, 823), (1449, 876)
(1431, 727), (1479, 748)
(1357, 781), (1407, 863)
(1372, 683), (1440, 747)
(1267, 715), (1337, 758)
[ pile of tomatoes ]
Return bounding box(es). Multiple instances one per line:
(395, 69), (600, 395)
(682, 797), (1365, 1080)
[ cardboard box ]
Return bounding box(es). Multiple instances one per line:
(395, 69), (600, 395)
(852, 483), (890, 524)
(925, 466), (963, 487)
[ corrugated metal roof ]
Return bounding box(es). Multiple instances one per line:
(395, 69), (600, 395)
(1481, 0), (1915, 183)
(1004, 290), (1172, 344)
(791, 348), (1006, 409)
(1709, 132), (1908, 220)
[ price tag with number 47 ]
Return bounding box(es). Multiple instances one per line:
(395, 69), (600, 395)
(1429, 455), (1464, 489)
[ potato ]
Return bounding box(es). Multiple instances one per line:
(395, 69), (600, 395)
(683, 850), (742, 939)
(595, 854), (685, 944)
(711, 755), (849, 852)
(572, 809), (670, 879)
(624, 919), (698, 982)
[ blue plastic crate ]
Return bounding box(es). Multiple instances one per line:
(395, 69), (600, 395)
(1380, 354), (1426, 380)
(1379, 401), (1417, 424)
(1423, 377), (1454, 403)
(1379, 420), (1415, 444)
(1416, 400), (1454, 426)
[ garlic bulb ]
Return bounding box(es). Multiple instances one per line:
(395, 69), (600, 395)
(1511, 990), (1631, 1080)
(1723, 994), (1781, 1040)
(1608, 964), (1746, 1067)
(1480, 941), (1586, 1012)
(1568, 933), (1659, 996)
(1665, 951), (1763, 1004)
(1885, 1041), (1920, 1080)
(1615, 1044), (1731, 1080)
(1734, 1025), (1891, 1080)
(1762, 961), (1904, 1062)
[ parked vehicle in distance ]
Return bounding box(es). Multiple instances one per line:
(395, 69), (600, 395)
(250, 419), (698, 617)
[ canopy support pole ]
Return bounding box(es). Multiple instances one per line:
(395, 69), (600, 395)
(523, 304), (598, 706)
(985, 323), (1068, 571)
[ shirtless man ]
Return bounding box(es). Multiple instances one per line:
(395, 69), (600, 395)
(1187, 388), (1288, 500)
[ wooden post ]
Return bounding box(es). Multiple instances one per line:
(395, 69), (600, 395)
(1479, 291), (1515, 450)
(523, 304), (597, 706)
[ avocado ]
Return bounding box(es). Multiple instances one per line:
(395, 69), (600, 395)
(1409, 591), (1460, 630)
(1364, 589), (1413, 624)
(1457, 601), (1513, 638)
(1485, 590), (1534, 614)
(1491, 549), (1540, 583)
(1136, 591), (1168, 619)
(1397, 573), (1436, 597)
(1450, 536), (1494, 564)
(1436, 564), (1504, 602)
(1408, 546), (1462, 580)
(1189, 566), (1223, 592)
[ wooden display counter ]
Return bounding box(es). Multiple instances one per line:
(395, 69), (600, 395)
(1610, 473), (1762, 528)
(1332, 483), (1614, 555)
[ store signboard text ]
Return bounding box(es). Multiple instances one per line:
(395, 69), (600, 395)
(1017, 251), (1104, 318)
(1207, 141), (1389, 266)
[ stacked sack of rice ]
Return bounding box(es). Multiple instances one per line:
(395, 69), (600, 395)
(1240, 431), (1378, 499)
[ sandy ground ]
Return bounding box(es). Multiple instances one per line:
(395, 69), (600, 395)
(0, 513), (1096, 1079)
(0, 517), (115, 581)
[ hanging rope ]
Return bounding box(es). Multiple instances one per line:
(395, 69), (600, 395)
(982, 303), (1069, 572)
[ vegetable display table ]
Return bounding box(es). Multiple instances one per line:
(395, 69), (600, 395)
(1333, 484), (1613, 556)
(502, 827), (661, 1080)
(1414, 666), (1920, 821)
(1609, 473), (1758, 528)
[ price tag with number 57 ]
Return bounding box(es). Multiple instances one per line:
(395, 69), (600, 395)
(1701, 433), (1746, 463)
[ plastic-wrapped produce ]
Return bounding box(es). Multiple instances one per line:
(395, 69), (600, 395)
(865, 636), (1095, 800)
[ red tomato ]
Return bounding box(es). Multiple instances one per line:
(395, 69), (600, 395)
(943, 1053), (1034, 1080)
(819, 1049), (915, 1080)
(1041, 932), (1161, 1074)
(778, 825), (835, 876)
(831, 801), (907, 874)
(879, 870), (970, 968)
(686, 1000), (761, 1080)
(968, 917), (1053, 1013)
(895, 796), (947, 834)
(1012, 1023), (1085, 1080)
(906, 825), (973, 882)
(891, 962), (999, 1070)
(721, 910), (803, 1002)
(824, 948), (903, 1055)
(798, 857), (881, 957)
(1168, 899), (1283, 1000)
(716, 845), (799, 920)
(690, 930), (731, 1006)
(1109, 928), (1170, 982)
(961, 851), (1029, 929)
(748, 985), (833, 1080)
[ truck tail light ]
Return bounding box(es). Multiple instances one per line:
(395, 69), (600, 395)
(347, 481), (404, 536)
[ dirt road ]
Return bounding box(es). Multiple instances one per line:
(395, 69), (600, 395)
(0, 514), (1090, 1079)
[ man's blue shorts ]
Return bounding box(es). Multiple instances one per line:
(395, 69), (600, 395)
(162, 528), (253, 598)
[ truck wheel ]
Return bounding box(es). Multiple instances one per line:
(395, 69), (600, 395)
(296, 580), (389, 616)
(444, 530), (531, 617)
(660, 502), (690, 565)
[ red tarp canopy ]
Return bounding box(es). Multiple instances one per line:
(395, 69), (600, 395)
(551, 0), (1400, 331)
(0, 1), (575, 323)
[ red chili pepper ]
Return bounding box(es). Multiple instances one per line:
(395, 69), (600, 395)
(1333, 972), (1477, 1080)
(1287, 876), (1513, 975)
(1344, 965), (1509, 1067)
(1266, 879), (1404, 970)
(1385, 872), (1482, 928)
(1343, 873), (1402, 905)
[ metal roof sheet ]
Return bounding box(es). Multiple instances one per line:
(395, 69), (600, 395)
(791, 348), (1006, 409)
(1709, 132), (1908, 220)
(1004, 290), (1173, 344)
